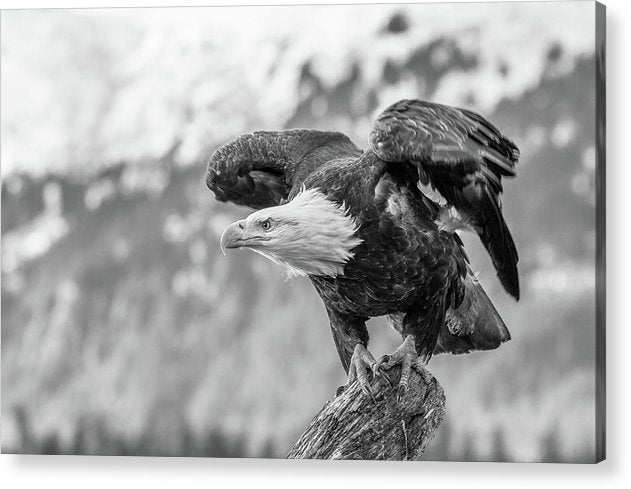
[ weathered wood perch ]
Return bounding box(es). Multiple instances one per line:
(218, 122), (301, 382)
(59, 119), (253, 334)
(287, 365), (445, 460)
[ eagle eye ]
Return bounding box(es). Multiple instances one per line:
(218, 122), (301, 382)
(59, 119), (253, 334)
(261, 219), (272, 231)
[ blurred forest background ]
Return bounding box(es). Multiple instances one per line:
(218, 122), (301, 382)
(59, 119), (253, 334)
(1, 3), (598, 462)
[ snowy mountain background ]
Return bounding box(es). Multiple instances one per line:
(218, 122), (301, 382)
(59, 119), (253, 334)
(1, 2), (598, 461)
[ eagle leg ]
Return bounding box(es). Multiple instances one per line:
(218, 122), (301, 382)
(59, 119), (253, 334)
(347, 343), (379, 404)
(373, 335), (420, 403)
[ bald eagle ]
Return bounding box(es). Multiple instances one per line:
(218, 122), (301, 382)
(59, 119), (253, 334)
(206, 99), (519, 398)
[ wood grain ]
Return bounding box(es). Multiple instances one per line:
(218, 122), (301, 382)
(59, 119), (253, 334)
(287, 365), (445, 460)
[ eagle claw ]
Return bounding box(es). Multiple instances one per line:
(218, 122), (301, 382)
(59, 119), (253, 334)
(373, 335), (419, 402)
(347, 344), (379, 404)
(361, 384), (377, 405)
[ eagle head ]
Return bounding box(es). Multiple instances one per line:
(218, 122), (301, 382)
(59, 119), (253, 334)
(220, 188), (362, 277)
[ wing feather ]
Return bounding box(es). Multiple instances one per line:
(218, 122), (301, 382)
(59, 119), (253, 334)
(206, 129), (361, 210)
(369, 99), (520, 299)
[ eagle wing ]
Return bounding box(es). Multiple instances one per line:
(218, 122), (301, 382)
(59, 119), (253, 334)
(206, 129), (362, 210)
(369, 99), (520, 300)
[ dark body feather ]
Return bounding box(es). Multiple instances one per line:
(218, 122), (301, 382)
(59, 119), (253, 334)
(300, 153), (466, 368)
(206, 100), (518, 371)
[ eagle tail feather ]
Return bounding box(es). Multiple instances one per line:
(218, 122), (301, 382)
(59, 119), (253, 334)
(435, 273), (511, 355)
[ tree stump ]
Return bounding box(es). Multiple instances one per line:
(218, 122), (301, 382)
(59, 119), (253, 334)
(287, 365), (445, 460)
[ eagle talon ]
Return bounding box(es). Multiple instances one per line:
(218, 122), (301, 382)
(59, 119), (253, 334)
(371, 365), (394, 389)
(377, 335), (419, 402)
(347, 343), (378, 403)
(376, 369), (394, 388)
(374, 354), (392, 372)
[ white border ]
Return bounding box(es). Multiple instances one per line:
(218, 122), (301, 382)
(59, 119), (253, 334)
(1, 1), (629, 488)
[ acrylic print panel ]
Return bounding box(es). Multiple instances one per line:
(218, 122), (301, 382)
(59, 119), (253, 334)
(0, 1), (605, 462)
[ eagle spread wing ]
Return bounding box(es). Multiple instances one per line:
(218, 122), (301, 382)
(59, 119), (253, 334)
(206, 129), (362, 210)
(369, 99), (520, 300)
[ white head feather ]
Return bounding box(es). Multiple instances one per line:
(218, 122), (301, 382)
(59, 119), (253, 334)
(243, 187), (363, 277)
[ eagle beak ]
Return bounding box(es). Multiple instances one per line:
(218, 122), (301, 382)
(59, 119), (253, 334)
(220, 219), (246, 255)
